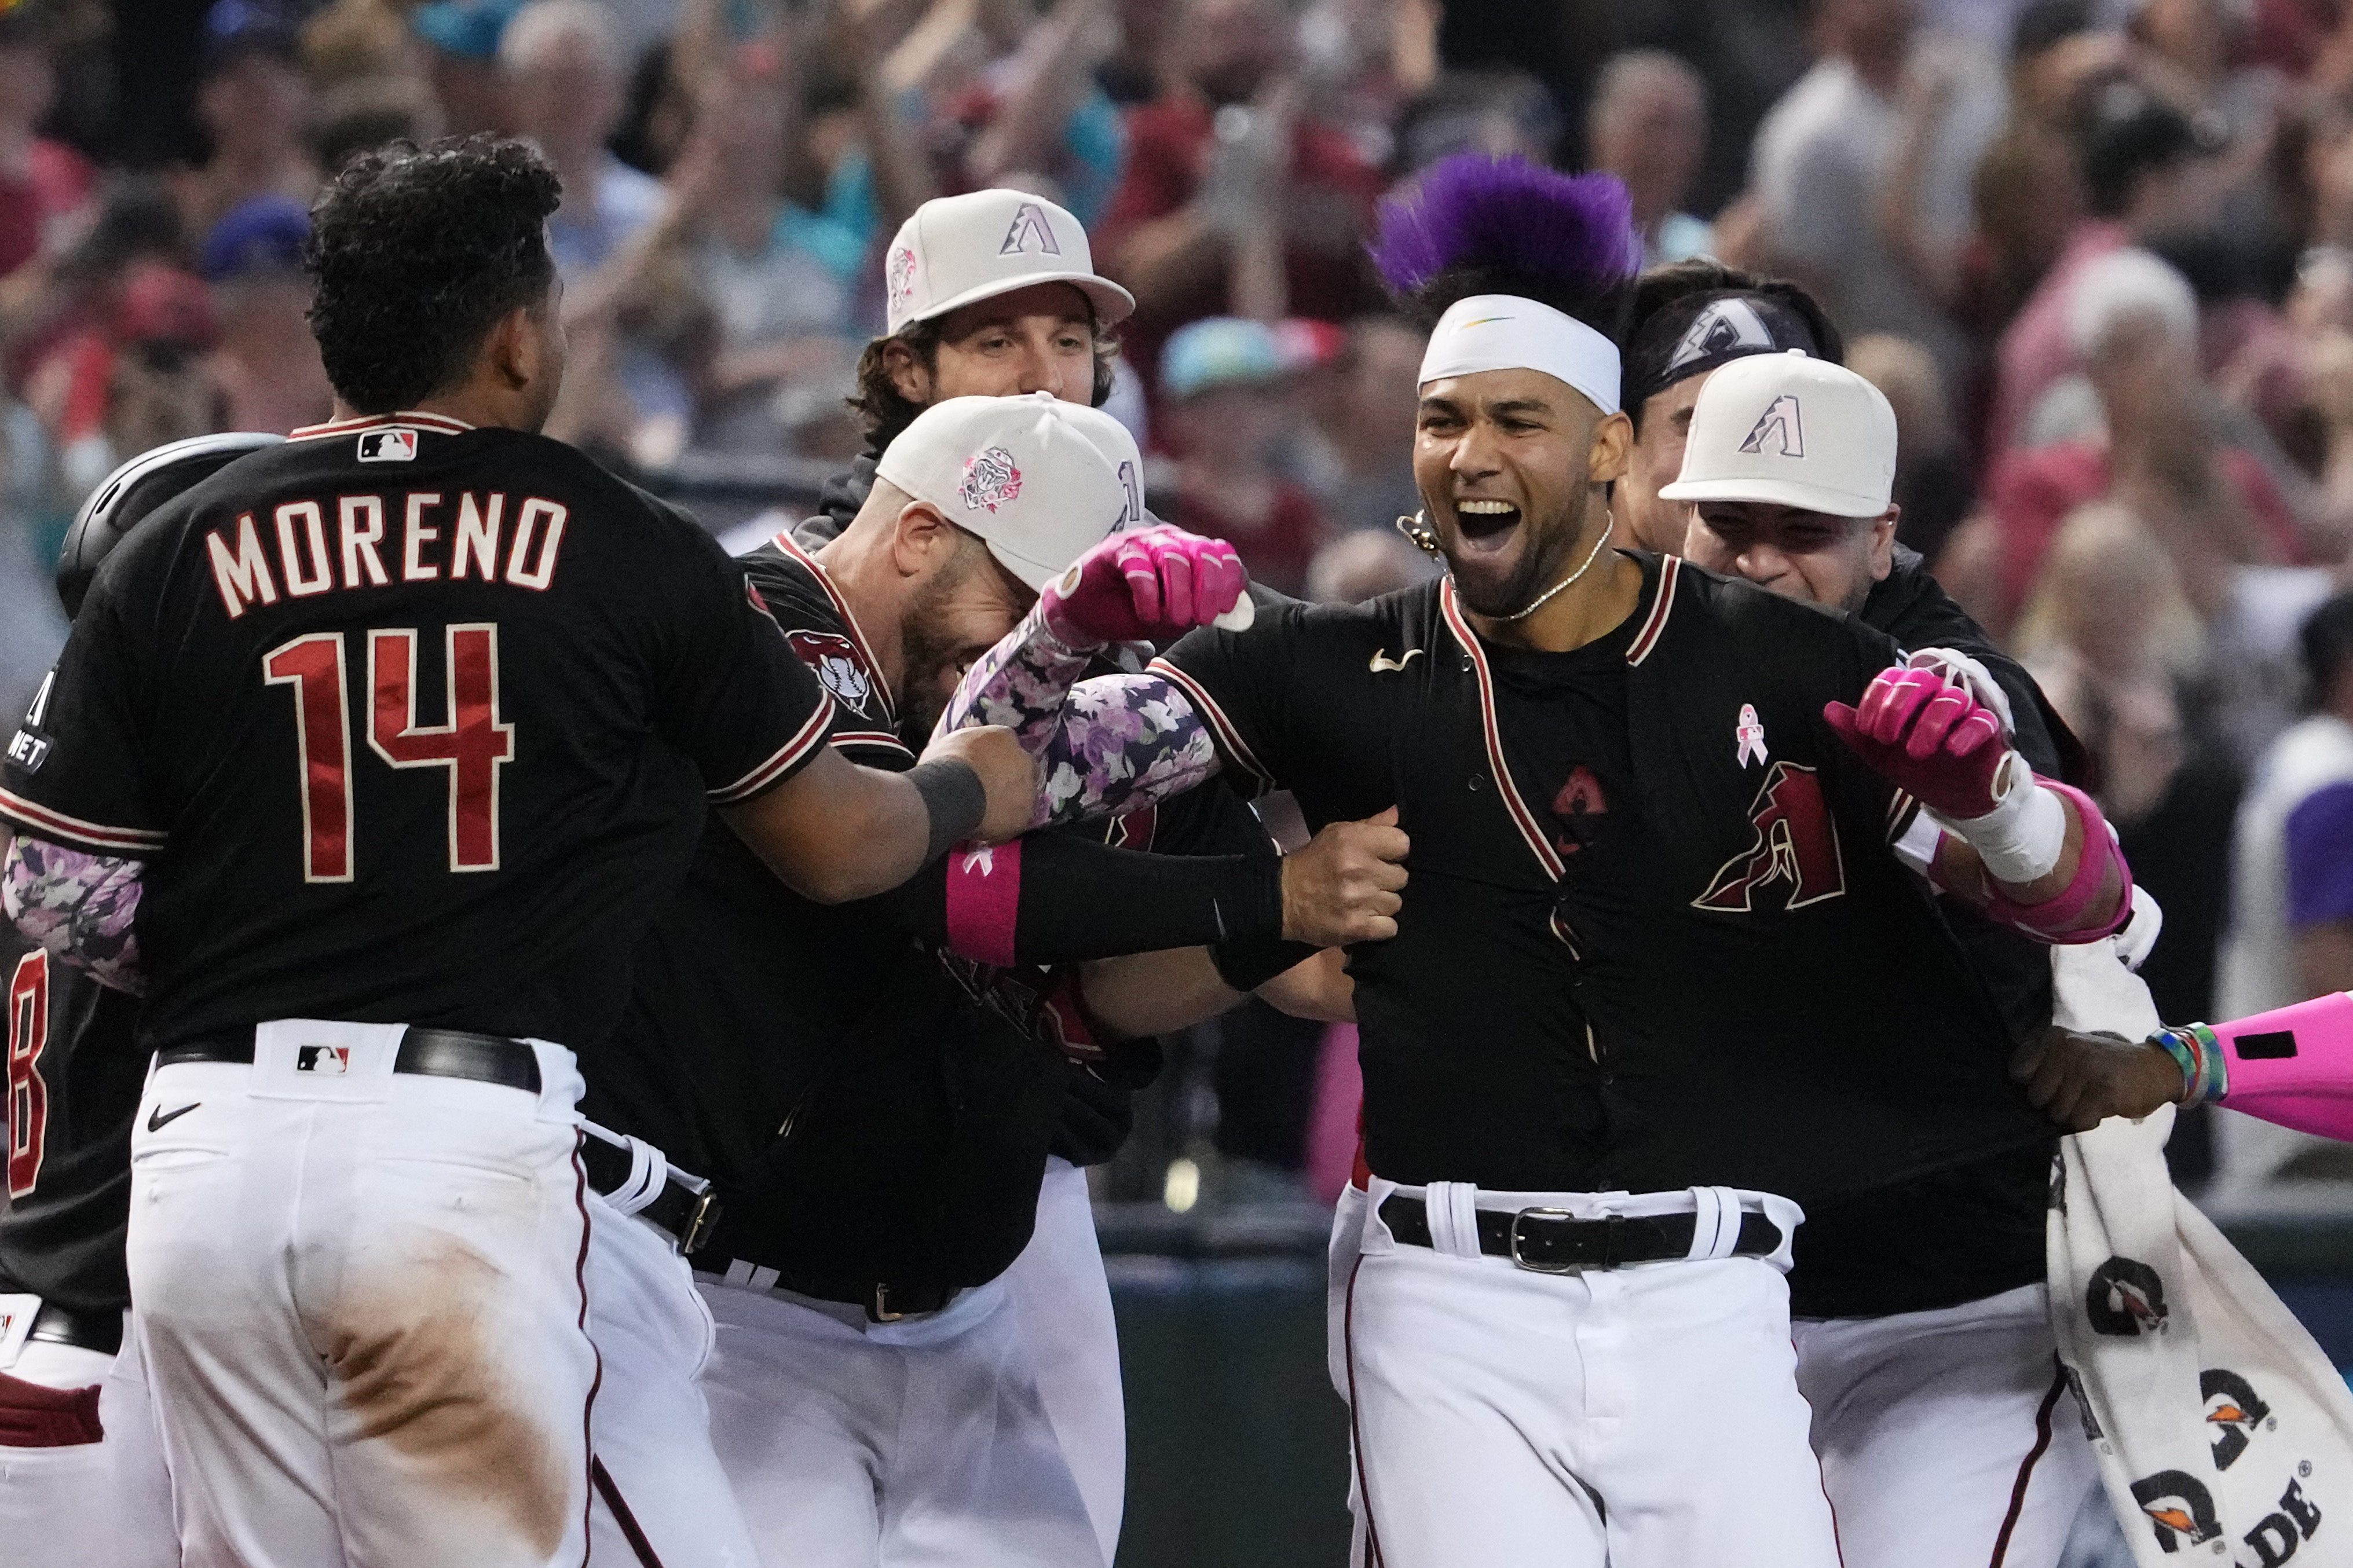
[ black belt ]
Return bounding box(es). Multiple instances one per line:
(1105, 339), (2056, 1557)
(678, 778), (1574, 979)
(1379, 1193), (1784, 1273)
(577, 1128), (722, 1255)
(156, 1026), (543, 1094)
(27, 1300), (122, 1358)
(686, 1248), (957, 1325)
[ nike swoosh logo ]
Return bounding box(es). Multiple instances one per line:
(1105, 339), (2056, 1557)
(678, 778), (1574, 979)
(1368, 649), (1423, 673)
(146, 1102), (199, 1132)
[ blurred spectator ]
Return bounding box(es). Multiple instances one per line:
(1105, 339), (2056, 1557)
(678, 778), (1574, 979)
(1613, 258), (1845, 555)
(932, 0), (1130, 229)
(2017, 501), (2240, 1028)
(1588, 51), (1711, 268)
(0, 8), (96, 283)
(1981, 247), (2299, 632)
(0, 400), (67, 725)
(1157, 316), (1327, 594)
(1391, 69), (1562, 174)
(412, 0), (525, 137)
(1987, 79), (2227, 461)
(1282, 314), (1422, 536)
(2131, 0), (2285, 155)
(2211, 589), (2353, 1193)
(501, 0), (662, 277)
(31, 258), (224, 499)
(307, 74), (450, 177)
(1748, 0), (2003, 397)
(1847, 332), (1975, 561)
(1100, 0), (1386, 387)
(1304, 525), (1436, 603)
(197, 195), (330, 433)
(175, 1), (323, 242)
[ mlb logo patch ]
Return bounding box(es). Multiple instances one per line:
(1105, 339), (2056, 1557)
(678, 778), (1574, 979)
(357, 428), (418, 463)
(296, 1045), (352, 1075)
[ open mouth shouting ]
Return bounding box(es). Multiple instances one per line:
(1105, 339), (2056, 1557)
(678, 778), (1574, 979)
(1453, 497), (1523, 552)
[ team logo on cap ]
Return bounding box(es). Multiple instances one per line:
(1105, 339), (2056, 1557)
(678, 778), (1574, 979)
(1737, 395), (1804, 459)
(888, 246), (918, 314)
(999, 202), (1062, 257)
(958, 446), (1024, 514)
(1665, 298), (1778, 377)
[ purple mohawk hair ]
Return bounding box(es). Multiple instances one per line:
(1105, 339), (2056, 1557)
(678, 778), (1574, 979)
(1369, 155), (1640, 303)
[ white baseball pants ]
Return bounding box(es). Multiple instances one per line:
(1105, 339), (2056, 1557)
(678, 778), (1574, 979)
(0, 1320), (177, 1568)
(995, 1156), (1125, 1565)
(1795, 1283), (2102, 1568)
(1338, 1177), (1841, 1568)
(126, 1019), (599, 1568)
(697, 1269), (1102, 1568)
(585, 1190), (764, 1568)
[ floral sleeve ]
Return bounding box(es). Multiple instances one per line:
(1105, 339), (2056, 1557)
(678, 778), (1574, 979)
(941, 603), (1221, 828)
(2, 831), (146, 994)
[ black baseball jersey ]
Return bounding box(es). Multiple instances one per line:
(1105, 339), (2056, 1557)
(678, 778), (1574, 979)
(1157, 554), (2056, 1233)
(0, 935), (141, 1313)
(589, 536), (1251, 1296)
(0, 412), (835, 1052)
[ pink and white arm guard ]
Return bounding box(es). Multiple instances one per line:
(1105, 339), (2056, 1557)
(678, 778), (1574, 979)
(2184, 992), (2353, 1143)
(1971, 778), (2134, 945)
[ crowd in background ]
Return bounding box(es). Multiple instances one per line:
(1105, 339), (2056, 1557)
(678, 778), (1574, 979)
(20, 0), (2353, 1203)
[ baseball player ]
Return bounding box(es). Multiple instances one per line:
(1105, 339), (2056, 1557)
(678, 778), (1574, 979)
(1657, 349), (2114, 1566)
(784, 186), (1329, 1558)
(0, 433), (283, 1568)
(937, 152), (2138, 1567)
(2018, 991), (2353, 1138)
(0, 137), (1034, 1568)
(1612, 258), (1847, 554)
(584, 391), (1396, 1567)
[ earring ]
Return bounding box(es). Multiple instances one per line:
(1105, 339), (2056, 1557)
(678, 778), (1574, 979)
(1395, 511), (1442, 558)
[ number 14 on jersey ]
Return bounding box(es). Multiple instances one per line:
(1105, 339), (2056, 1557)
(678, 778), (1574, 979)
(263, 624), (515, 882)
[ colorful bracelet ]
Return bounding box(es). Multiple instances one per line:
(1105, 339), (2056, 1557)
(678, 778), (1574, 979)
(2150, 1024), (2228, 1107)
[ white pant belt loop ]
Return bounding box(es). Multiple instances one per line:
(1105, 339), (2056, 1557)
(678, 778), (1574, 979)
(1425, 1181), (1483, 1259)
(1685, 1185), (1744, 1261)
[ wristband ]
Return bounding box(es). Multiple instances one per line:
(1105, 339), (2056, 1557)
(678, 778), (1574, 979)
(1976, 779), (2132, 943)
(907, 758), (987, 863)
(1938, 759), (2065, 885)
(2151, 1023), (2228, 1107)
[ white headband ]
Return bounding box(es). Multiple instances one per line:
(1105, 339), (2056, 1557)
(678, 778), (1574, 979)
(1417, 293), (1623, 416)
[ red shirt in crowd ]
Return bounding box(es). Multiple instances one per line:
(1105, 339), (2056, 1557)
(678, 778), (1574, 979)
(0, 139), (94, 280)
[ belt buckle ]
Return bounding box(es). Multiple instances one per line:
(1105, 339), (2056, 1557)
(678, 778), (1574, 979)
(868, 1283), (905, 1324)
(1506, 1206), (1582, 1274)
(679, 1188), (722, 1256)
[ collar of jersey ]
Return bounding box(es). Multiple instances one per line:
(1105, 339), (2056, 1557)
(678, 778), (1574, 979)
(287, 410), (475, 441)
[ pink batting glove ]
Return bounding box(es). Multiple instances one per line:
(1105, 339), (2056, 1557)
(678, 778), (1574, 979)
(1039, 525), (1249, 649)
(1824, 665), (2011, 820)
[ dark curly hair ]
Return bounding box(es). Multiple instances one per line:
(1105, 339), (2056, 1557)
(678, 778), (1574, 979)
(846, 315), (1119, 453)
(304, 135), (562, 413)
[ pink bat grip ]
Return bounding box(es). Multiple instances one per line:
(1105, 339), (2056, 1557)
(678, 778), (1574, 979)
(2211, 991), (2353, 1143)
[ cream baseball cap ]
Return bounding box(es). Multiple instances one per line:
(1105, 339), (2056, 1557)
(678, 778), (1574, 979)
(874, 392), (1139, 590)
(883, 189), (1137, 336)
(1659, 350), (1897, 519)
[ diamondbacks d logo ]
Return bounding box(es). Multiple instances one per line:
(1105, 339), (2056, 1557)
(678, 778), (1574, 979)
(2131, 1470), (2222, 1550)
(999, 202), (1061, 257)
(2204, 1368), (2274, 1471)
(1692, 761), (1845, 913)
(1737, 394), (1804, 458)
(2087, 1255), (2169, 1336)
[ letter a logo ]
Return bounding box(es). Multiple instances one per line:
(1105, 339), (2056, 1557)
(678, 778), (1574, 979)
(1738, 394), (1805, 457)
(1000, 202), (1062, 257)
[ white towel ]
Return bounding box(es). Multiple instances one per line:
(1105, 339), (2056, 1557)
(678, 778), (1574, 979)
(2049, 939), (2353, 1565)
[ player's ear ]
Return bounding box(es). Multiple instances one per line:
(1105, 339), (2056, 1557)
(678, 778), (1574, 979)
(484, 305), (535, 393)
(1586, 409), (1634, 488)
(888, 499), (955, 580)
(1871, 507), (1899, 581)
(884, 339), (931, 405)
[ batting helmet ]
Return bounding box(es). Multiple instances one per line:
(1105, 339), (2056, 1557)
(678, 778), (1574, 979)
(57, 431), (284, 618)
